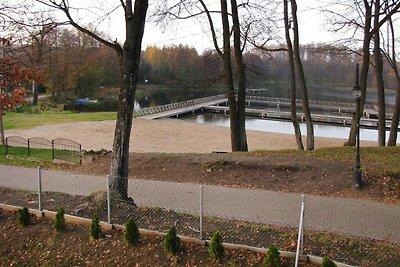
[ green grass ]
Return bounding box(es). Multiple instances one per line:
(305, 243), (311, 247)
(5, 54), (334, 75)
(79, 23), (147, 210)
(0, 145), (81, 164)
(4, 112), (116, 130)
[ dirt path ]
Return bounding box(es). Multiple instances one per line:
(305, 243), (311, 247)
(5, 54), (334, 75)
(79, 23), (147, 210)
(5, 118), (376, 152)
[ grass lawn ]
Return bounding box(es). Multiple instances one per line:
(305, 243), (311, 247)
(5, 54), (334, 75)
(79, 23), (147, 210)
(3, 112), (116, 130)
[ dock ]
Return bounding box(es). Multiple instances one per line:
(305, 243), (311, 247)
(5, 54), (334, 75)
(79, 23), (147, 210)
(133, 94), (395, 130)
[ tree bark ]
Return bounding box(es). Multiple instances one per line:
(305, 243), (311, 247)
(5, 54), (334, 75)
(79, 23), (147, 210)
(373, 0), (386, 146)
(231, 0), (248, 151)
(220, 0), (240, 151)
(108, 0), (148, 199)
(284, 0), (304, 150)
(388, 79), (400, 146)
(0, 111), (5, 146)
(386, 12), (399, 146)
(290, 0), (314, 150)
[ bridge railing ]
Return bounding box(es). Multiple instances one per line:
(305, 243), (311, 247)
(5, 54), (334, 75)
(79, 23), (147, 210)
(133, 94), (226, 118)
(247, 96), (375, 109)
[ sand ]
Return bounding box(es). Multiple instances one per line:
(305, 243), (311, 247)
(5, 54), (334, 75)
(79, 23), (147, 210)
(5, 118), (377, 153)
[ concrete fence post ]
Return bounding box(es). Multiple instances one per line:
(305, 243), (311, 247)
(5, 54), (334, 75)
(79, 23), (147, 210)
(37, 166), (42, 211)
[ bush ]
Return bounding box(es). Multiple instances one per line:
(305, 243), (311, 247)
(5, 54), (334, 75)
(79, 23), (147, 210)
(208, 231), (225, 263)
(54, 207), (66, 232)
(263, 245), (281, 267)
(89, 214), (102, 240)
(163, 226), (180, 255)
(17, 207), (31, 227)
(321, 256), (337, 267)
(124, 217), (140, 245)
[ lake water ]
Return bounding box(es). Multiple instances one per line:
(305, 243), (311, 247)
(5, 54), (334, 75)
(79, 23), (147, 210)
(183, 113), (399, 143)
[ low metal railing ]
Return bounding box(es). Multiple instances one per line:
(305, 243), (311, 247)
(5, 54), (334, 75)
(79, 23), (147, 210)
(133, 94), (226, 118)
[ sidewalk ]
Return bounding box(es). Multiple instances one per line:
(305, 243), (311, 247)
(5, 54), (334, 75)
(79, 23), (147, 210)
(0, 164), (399, 243)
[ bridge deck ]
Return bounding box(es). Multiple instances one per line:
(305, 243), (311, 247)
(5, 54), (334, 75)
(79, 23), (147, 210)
(139, 98), (227, 120)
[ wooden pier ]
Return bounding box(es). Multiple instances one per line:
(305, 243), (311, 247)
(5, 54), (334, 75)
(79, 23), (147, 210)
(134, 94), (394, 130)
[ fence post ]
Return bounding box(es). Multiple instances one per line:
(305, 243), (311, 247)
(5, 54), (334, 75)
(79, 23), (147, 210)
(107, 175), (111, 225)
(37, 166), (43, 211)
(51, 140), (55, 160)
(199, 185), (203, 240)
(27, 139), (31, 157)
(295, 194), (305, 267)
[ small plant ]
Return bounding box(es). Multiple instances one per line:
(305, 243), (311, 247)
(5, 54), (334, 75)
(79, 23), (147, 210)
(54, 207), (66, 232)
(321, 256), (337, 267)
(124, 217), (140, 245)
(89, 214), (102, 240)
(17, 207), (31, 227)
(263, 245), (281, 267)
(163, 226), (180, 255)
(208, 231), (225, 263)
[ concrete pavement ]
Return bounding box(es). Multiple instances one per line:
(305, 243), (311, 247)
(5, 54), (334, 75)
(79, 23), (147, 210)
(0, 164), (399, 243)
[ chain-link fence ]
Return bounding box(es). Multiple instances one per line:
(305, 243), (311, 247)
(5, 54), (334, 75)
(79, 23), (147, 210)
(1, 166), (400, 265)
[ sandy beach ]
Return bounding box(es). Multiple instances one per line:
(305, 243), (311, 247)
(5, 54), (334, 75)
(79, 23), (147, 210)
(5, 118), (377, 153)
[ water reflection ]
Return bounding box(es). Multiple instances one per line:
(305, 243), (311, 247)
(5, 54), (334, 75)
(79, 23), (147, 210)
(184, 113), (399, 143)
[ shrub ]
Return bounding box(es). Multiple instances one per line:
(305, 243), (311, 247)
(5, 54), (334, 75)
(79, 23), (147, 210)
(321, 256), (337, 267)
(89, 214), (102, 240)
(208, 231), (225, 263)
(17, 207), (31, 227)
(263, 245), (281, 267)
(163, 226), (180, 255)
(54, 207), (66, 232)
(124, 217), (140, 245)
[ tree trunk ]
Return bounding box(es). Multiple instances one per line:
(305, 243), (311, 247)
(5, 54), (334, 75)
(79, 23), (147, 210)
(284, 0), (304, 150)
(32, 80), (39, 105)
(109, 0), (148, 199)
(346, 3), (372, 147)
(373, 0), (386, 146)
(220, 0), (240, 151)
(231, 0), (248, 151)
(0, 111), (5, 146)
(388, 81), (400, 146)
(290, 0), (314, 150)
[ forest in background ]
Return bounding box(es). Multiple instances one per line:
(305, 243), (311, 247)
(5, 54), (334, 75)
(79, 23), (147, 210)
(2, 27), (397, 104)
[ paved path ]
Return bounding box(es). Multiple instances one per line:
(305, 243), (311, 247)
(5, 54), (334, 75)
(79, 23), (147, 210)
(0, 164), (399, 243)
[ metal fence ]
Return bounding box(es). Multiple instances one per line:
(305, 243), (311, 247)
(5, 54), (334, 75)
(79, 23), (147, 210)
(4, 136), (81, 164)
(1, 167), (400, 266)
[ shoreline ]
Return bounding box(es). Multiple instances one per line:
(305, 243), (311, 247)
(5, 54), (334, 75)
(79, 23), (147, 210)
(5, 118), (377, 153)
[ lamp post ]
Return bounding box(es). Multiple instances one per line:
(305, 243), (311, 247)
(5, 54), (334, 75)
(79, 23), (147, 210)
(353, 64), (362, 189)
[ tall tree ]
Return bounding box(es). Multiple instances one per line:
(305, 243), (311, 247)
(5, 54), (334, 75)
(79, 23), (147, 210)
(290, 0), (314, 150)
(385, 12), (400, 146)
(160, 0), (248, 151)
(36, 0), (148, 199)
(283, 0), (304, 150)
(335, 0), (400, 146)
(372, 0), (386, 146)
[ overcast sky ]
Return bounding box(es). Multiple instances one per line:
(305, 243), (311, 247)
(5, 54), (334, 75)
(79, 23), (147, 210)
(35, 0), (343, 53)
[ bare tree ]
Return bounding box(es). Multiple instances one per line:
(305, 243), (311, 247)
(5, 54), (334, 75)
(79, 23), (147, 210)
(385, 11), (400, 146)
(328, 0), (400, 146)
(159, 0), (248, 151)
(36, 0), (148, 199)
(373, 0), (386, 146)
(289, 0), (314, 150)
(283, 0), (304, 150)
